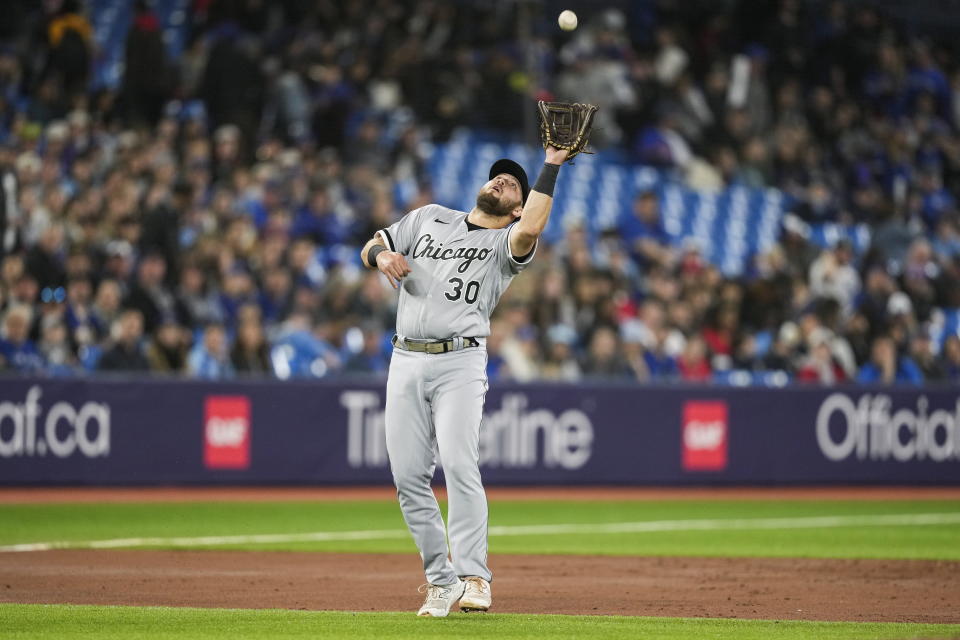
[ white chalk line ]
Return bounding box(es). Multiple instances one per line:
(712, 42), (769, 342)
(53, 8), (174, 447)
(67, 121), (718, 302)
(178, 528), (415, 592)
(3, 512), (960, 553)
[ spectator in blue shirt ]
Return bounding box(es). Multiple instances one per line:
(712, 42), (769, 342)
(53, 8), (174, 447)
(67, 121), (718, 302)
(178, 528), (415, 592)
(0, 304), (45, 373)
(617, 190), (675, 269)
(643, 338), (680, 380)
(485, 321), (509, 381)
(64, 275), (103, 343)
(343, 325), (390, 376)
(857, 334), (923, 384)
(916, 169), (955, 232)
(258, 266), (293, 326)
(187, 323), (235, 380)
(218, 266), (259, 330)
(291, 186), (348, 245)
(931, 217), (960, 260)
(269, 312), (341, 378)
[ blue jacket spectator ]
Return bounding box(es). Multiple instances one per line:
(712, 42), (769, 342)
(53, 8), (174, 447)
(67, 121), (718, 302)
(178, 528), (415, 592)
(643, 349), (680, 380)
(617, 191), (674, 269)
(217, 267), (259, 330)
(0, 305), (45, 373)
(343, 327), (390, 376)
(269, 314), (342, 378)
(856, 335), (923, 385)
(257, 267), (293, 326)
(64, 276), (103, 341)
(187, 324), (235, 380)
(291, 187), (351, 245)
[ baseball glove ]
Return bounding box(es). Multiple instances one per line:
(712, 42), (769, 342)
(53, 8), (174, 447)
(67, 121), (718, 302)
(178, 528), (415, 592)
(537, 101), (598, 163)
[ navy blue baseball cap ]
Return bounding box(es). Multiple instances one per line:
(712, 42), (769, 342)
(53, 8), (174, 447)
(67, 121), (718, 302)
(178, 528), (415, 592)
(489, 158), (529, 204)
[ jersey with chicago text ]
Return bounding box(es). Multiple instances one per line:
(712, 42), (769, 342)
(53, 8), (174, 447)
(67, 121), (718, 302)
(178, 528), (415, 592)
(378, 203), (536, 339)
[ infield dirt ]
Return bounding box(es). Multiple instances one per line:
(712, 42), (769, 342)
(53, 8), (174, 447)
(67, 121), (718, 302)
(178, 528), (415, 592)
(1, 550), (957, 622)
(2, 487), (958, 623)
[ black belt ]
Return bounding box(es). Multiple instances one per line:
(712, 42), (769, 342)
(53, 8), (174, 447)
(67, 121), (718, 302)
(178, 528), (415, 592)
(392, 335), (480, 354)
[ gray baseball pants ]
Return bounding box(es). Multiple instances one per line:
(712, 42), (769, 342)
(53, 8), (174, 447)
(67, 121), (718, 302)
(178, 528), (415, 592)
(384, 345), (492, 586)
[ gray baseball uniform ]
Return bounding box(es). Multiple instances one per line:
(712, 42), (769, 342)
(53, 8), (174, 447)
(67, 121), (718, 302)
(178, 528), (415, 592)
(379, 203), (536, 586)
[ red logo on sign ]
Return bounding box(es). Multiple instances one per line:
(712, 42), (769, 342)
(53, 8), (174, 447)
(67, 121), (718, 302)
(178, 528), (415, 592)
(682, 401), (728, 471)
(204, 396), (251, 470)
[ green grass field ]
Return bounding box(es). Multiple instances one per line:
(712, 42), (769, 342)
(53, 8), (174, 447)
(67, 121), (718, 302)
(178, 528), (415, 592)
(3, 499), (960, 558)
(2, 497), (960, 639)
(4, 604), (960, 640)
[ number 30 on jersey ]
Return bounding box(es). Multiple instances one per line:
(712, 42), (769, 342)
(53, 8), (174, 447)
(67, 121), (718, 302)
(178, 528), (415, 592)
(445, 277), (480, 304)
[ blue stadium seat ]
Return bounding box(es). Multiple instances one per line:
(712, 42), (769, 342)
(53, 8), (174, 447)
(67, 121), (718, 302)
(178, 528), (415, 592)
(937, 309), (960, 352)
(429, 131), (788, 276)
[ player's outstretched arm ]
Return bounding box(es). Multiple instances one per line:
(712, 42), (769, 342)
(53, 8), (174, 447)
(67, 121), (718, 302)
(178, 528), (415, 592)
(509, 146), (569, 257)
(360, 236), (412, 289)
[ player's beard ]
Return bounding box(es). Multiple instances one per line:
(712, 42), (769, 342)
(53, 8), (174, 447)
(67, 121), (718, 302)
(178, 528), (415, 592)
(476, 190), (518, 218)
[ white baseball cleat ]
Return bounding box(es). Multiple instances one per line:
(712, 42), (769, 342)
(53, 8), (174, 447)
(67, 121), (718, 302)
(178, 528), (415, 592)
(459, 576), (492, 612)
(416, 579), (466, 617)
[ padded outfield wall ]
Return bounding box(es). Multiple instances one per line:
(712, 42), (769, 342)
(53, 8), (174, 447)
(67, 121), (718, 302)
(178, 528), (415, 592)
(0, 378), (958, 485)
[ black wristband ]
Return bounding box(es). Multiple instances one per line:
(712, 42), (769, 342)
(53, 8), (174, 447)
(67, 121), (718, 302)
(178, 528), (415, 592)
(532, 162), (561, 197)
(367, 244), (387, 268)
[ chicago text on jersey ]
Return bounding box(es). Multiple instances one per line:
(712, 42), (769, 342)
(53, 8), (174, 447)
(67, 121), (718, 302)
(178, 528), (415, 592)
(412, 234), (493, 273)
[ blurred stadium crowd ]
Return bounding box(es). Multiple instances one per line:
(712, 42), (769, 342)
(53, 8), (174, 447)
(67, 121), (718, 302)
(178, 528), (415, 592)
(0, 0), (958, 384)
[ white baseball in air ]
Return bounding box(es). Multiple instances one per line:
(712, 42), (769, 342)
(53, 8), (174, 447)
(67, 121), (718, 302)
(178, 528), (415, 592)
(558, 10), (578, 31)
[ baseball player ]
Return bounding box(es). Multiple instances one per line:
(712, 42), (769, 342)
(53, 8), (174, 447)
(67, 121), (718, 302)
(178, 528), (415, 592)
(360, 144), (570, 616)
